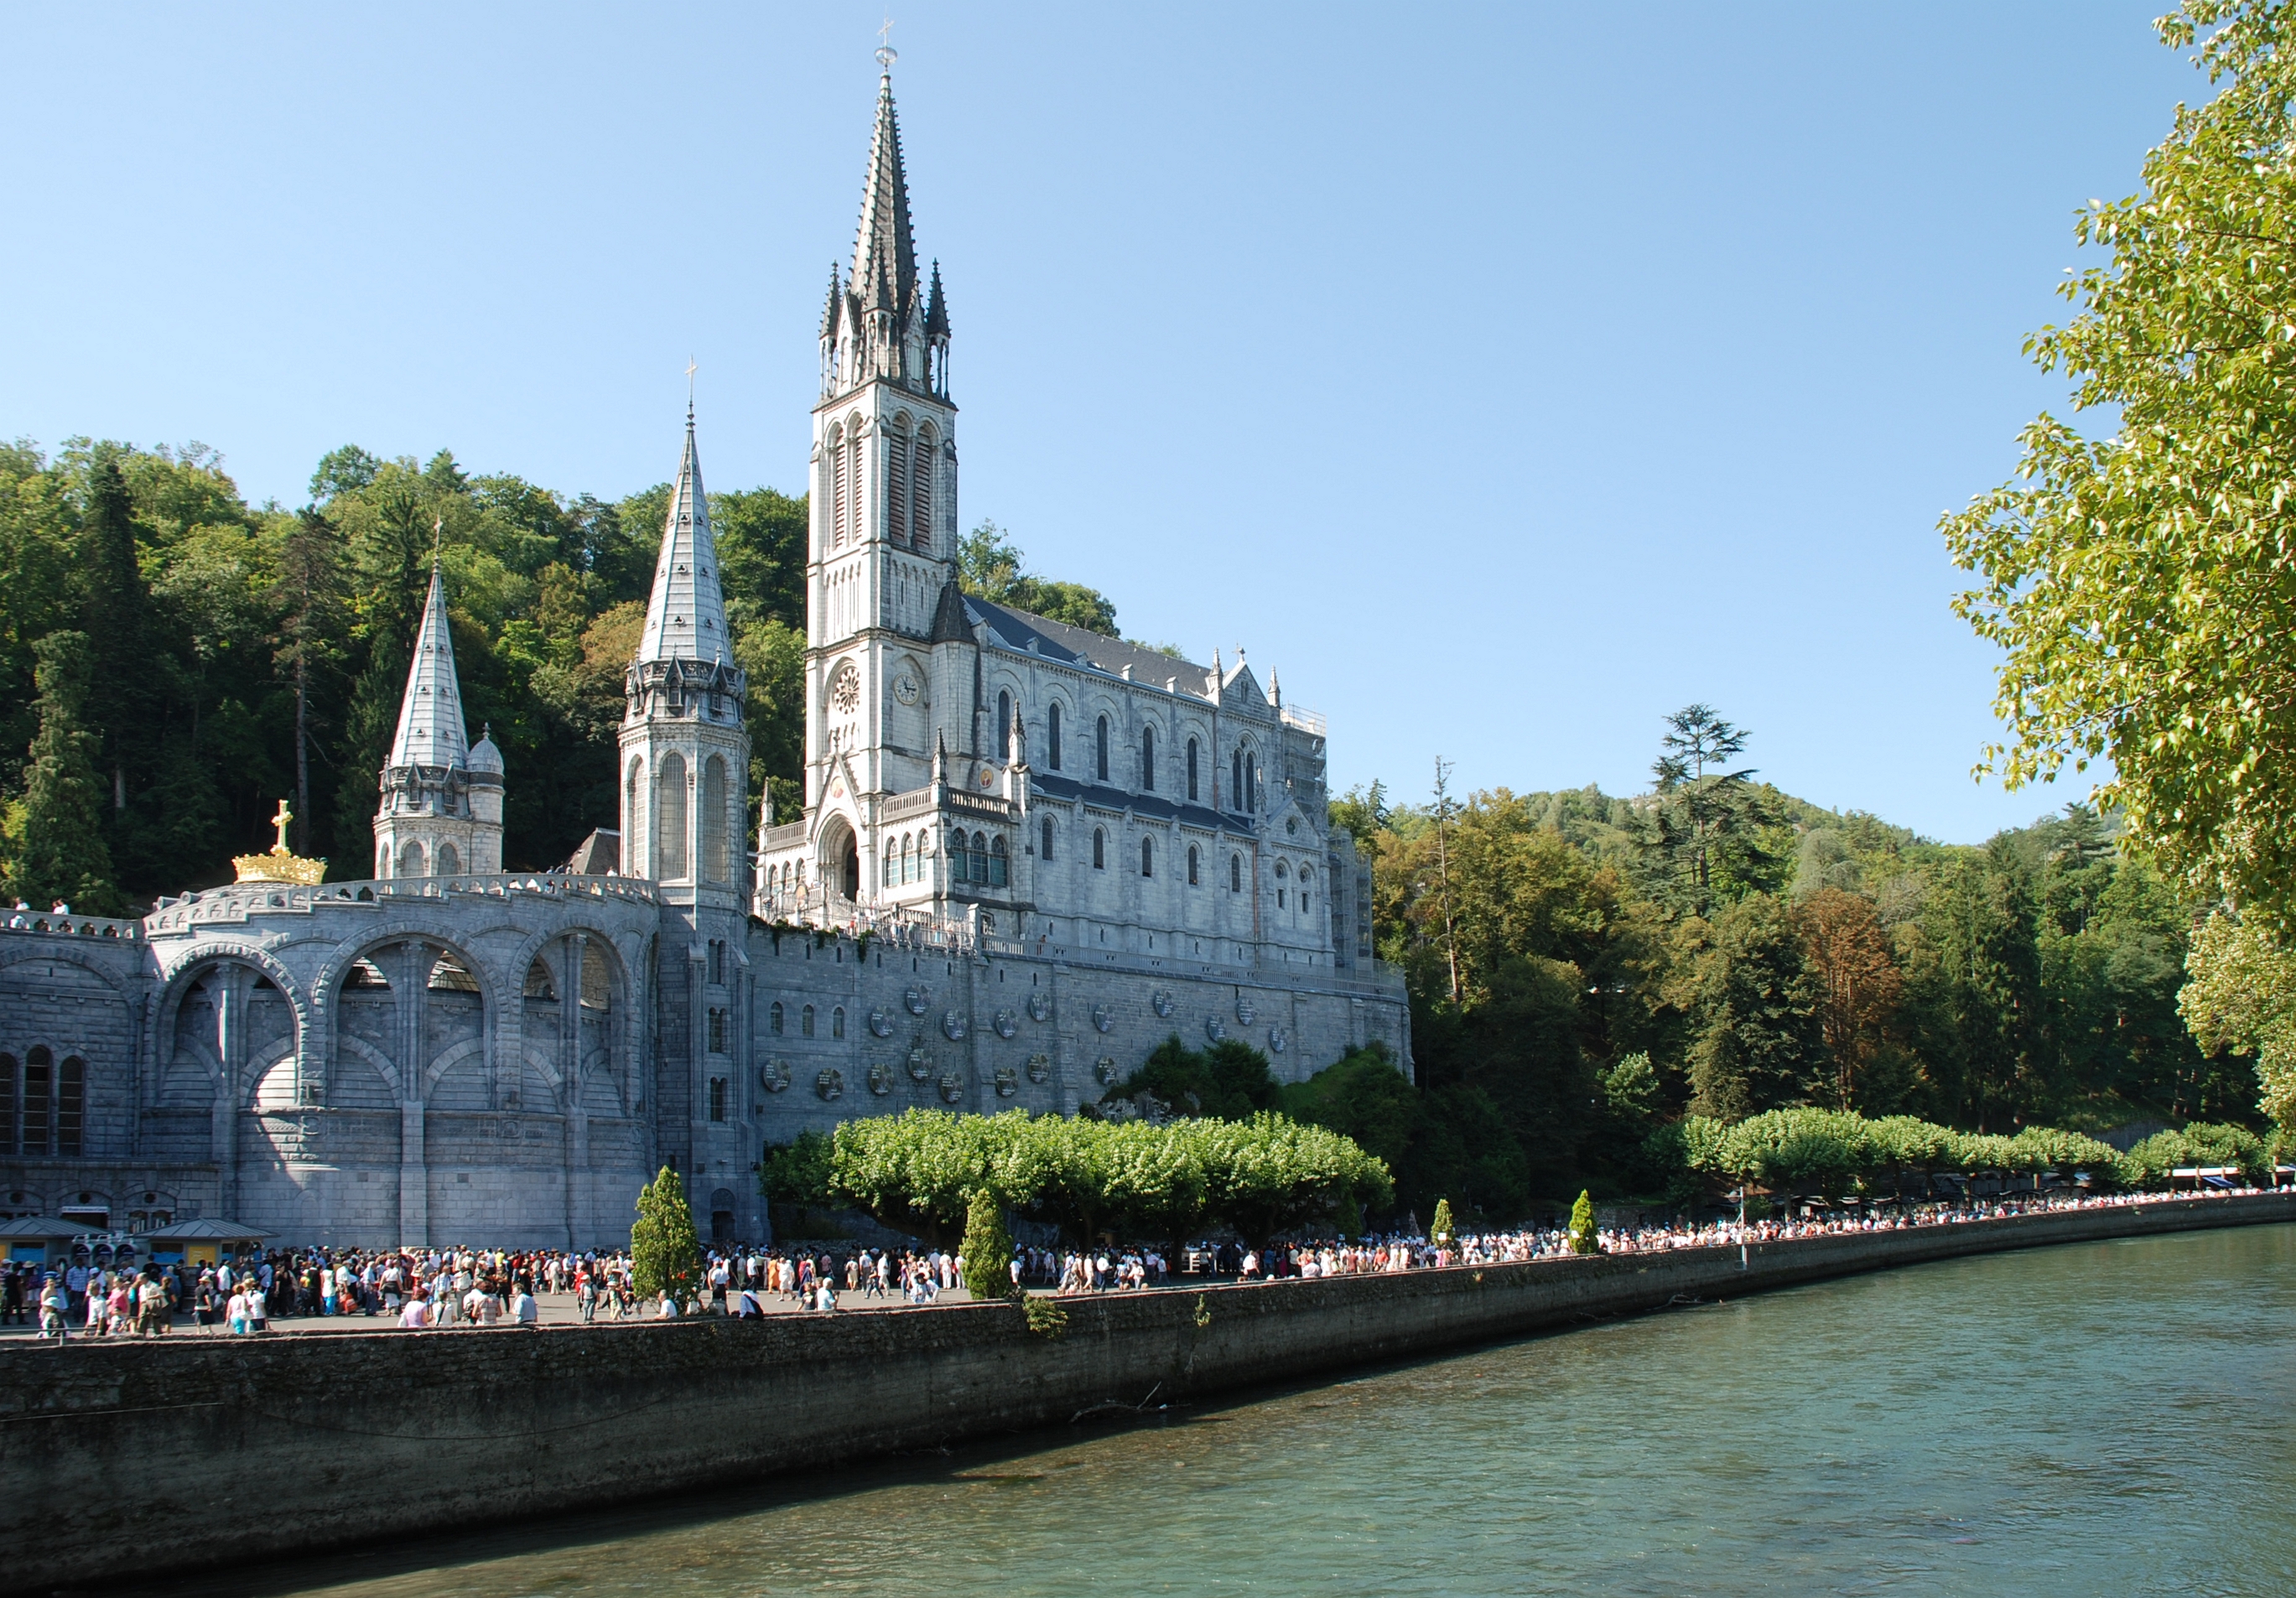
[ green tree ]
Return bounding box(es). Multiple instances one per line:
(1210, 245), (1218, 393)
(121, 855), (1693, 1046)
(2180, 913), (2296, 1124)
(1940, 1), (2296, 933)
(958, 1189), (1016, 1300)
(2, 631), (117, 912)
(1686, 895), (1825, 1120)
(1428, 1196), (1457, 1251)
(631, 1166), (702, 1304)
(1567, 1189), (1599, 1254)
(957, 520), (1119, 636)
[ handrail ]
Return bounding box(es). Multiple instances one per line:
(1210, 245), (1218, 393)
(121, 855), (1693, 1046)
(0, 911), (143, 940)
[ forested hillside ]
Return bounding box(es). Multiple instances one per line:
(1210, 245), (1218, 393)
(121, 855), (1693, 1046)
(0, 437), (1115, 910)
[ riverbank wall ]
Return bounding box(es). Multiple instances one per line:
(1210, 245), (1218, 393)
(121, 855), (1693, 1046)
(5, 1192), (2292, 1595)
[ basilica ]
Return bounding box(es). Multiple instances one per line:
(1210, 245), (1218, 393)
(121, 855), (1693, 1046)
(0, 66), (1410, 1251)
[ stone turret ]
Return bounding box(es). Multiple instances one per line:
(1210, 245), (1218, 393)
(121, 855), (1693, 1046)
(373, 563), (501, 878)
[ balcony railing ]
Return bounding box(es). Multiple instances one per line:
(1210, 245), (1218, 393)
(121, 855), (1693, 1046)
(144, 873), (657, 931)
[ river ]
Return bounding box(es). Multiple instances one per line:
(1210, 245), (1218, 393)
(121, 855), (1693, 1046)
(205, 1222), (2296, 1598)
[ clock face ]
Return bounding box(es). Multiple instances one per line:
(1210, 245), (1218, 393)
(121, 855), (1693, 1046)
(892, 672), (920, 705)
(829, 662), (861, 715)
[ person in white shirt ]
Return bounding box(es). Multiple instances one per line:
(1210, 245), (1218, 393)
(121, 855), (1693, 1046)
(510, 1285), (538, 1326)
(398, 1294), (432, 1329)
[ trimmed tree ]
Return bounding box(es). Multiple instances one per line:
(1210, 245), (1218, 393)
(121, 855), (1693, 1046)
(631, 1167), (701, 1305)
(1567, 1190), (1600, 1255)
(959, 1188), (1016, 1301)
(1429, 1198), (1457, 1253)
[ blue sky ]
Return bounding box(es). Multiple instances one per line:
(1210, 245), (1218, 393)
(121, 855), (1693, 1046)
(2, 4), (2200, 843)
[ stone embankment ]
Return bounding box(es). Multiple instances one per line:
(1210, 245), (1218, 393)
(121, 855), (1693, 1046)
(5, 1192), (2291, 1595)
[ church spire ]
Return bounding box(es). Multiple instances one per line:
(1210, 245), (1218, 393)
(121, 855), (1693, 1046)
(388, 563), (470, 771)
(637, 408), (730, 664)
(850, 66), (918, 317)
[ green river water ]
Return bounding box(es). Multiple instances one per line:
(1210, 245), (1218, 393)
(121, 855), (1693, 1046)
(211, 1224), (2296, 1598)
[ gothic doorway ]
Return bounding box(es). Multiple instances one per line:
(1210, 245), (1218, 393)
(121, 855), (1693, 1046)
(709, 1187), (737, 1243)
(819, 818), (860, 902)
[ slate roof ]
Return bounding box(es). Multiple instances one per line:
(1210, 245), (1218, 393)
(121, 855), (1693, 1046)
(964, 595), (1210, 693)
(850, 71), (918, 316)
(1031, 772), (1246, 832)
(387, 564), (470, 771)
(638, 413), (732, 664)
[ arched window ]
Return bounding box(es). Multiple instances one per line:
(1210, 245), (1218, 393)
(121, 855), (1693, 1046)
(1141, 837), (1154, 878)
(1232, 750), (1242, 809)
(770, 1001), (785, 1035)
(990, 836), (1009, 888)
(998, 690), (1013, 760)
(801, 1004), (816, 1039)
(436, 842), (460, 876)
(22, 1047), (49, 1156)
(969, 832), (990, 883)
(886, 419), (909, 546)
(884, 849), (899, 888)
(57, 1056), (82, 1157)
(902, 833), (917, 885)
(833, 1005), (847, 1040)
(702, 755), (729, 883)
(1048, 703), (1062, 770)
(1093, 828), (1106, 870)
(1042, 815), (1054, 862)
(1275, 861), (1288, 909)
(1244, 752), (1257, 811)
(656, 752), (689, 879)
(1187, 845), (1200, 885)
(1230, 853), (1243, 892)
(397, 839), (425, 879)
(0, 1051), (15, 1152)
(709, 1077), (727, 1122)
(1141, 725), (1156, 791)
(912, 424), (935, 552)
(829, 424), (849, 547)
(845, 422), (868, 547)
(1187, 738), (1199, 802)
(1096, 716), (1109, 781)
(949, 828), (969, 884)
(1300, 867), (1313, 915)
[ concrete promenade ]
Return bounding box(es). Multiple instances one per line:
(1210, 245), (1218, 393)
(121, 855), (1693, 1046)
(3, 1191), (2291, 1595)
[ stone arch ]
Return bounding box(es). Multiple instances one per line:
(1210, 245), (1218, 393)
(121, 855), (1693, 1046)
(310, 926), (505, 1021)
(422, 1036), (488, 1108)
(817, 812), (860, 902)
(247, 1035), (302, 1110)
(153, 945), (311, 1104)
(333, 1034), (402, 1107)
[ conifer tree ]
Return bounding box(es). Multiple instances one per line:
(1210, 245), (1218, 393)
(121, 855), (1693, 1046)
(1567, 1189), (1600, 1255)
(958, 1188), (1016, 1301)
(1429, 1197), (1457, 1252)
(631, 1167), (701, 1305)
(75, 450), (154, 866)
(2, 630), (117, 913)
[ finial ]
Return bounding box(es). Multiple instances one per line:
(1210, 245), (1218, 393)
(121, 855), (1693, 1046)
(432, 515), (444, 559)
(875, 15), (896, 75)
(271, 798), (294, 855)
(685, 355), (699, 420)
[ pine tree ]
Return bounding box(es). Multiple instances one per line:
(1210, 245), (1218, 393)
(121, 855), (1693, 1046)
(75, 449), (153, 865)
(1429, 1197), (1457, 1252)
(958, 1188), (1016, 1301)
(631, 1167), (701, 1305)
(1567, 1189), (1600, 1255)
(2, 631), (117, 913)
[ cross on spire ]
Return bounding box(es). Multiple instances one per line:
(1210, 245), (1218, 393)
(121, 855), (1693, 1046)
(876, 15), (896, 74)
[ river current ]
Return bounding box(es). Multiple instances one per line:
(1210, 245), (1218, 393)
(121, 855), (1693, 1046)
(211, 1223), (2296, 1598)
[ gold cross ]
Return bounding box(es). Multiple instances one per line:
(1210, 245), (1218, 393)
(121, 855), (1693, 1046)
(272, 799), (294, 853)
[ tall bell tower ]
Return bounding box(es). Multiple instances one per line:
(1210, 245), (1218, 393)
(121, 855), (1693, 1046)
(804, 54), (960, 893)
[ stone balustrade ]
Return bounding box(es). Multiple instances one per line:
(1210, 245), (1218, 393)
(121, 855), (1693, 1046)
(143, 873), (657, 932)
(0, 910), (143, 940)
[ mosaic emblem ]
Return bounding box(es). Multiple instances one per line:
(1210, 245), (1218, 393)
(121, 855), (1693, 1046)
(1092, 1004), (1113, 1034)
(904, 986), (929, 1016)
(1269, 1026), (1290, 1055)
(943, 1009), (969, 1041)
(1205, 1017), (1227, 1043)
(994, 1066), (1020, 1098)
(1151, 989), (1175, 1018)
(1026, 993), (1052, 1023)
(760, 1059), (792, 1094)
(868, 1061), (896, 1096)
(1026, 1052), (1052, 1084)
(938, 1070), (966, 1104)
(907, 1045), (933, 1081)
(1094, 1056), (1119, 1085)
(994, 1009), (1018, 1040)
(867, 1007), (894, 1039)
(1235, 996), (1258, 1025)
(815, 1067), (844, 1102)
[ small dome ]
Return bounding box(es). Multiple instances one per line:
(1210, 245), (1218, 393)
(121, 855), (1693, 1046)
(467, 724), (505, 775)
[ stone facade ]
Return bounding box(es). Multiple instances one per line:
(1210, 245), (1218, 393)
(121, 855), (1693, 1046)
(0, 66), (1409, 1253)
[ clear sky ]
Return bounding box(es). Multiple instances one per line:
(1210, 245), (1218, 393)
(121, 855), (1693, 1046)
(2, 3), (2200, 843)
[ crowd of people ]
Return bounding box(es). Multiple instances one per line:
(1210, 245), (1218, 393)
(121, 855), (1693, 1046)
(0, 1180), (2275, 1340)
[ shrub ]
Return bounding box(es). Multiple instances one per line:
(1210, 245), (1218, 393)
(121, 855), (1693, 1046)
(959, 1188), (1016, 1301)
(1567, 1190), (1600, 1255)
(631, 1166), (701, 1303)
(1429, 1198), (1457, 1251)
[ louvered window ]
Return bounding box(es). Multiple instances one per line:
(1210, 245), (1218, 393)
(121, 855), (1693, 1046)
(831, 430), (849, 547)
(886, 425), (909, 545)
(912, 428), (935, 552)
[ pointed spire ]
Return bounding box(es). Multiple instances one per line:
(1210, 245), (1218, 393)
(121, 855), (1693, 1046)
(1010, 702), (1028, 768)
(819, 262), (843, 339)
(850, 68), (918, 316)
(923, 258), (949, 339)
(932, 731), (948, 785)
(387, 564), (470, 771)
(1269, 667), (1281, 708)
(638, 409), (731, 664)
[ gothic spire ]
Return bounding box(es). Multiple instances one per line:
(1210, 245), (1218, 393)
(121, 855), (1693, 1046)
(923, 258), (949, 340)
(387, 563), (470, 771)
(850, 68), (918, 316)
(637, 409), (731, 663)
(819, 262), (843, 339)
